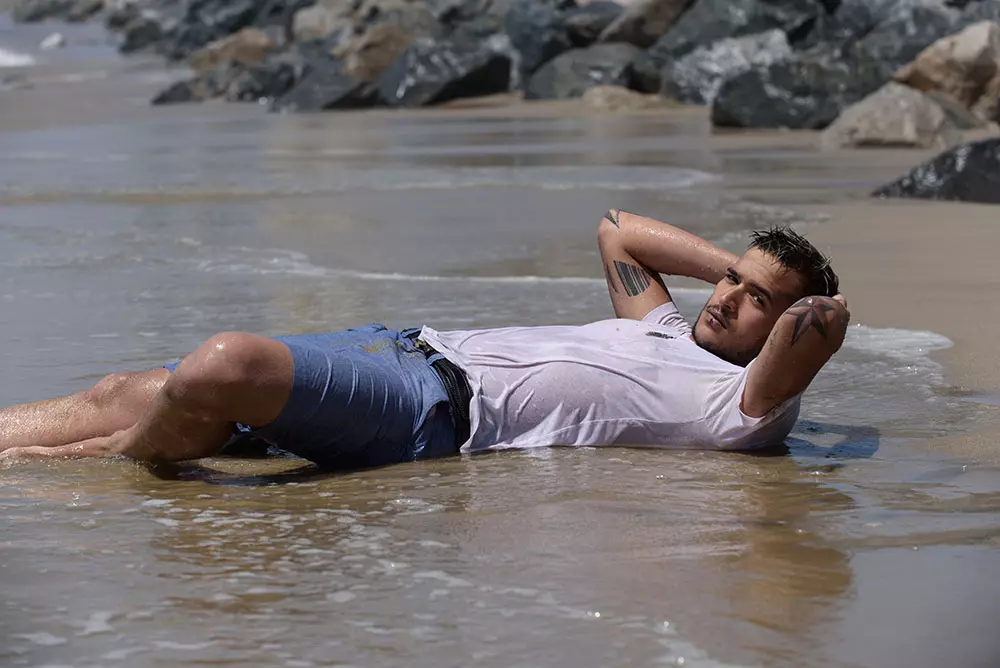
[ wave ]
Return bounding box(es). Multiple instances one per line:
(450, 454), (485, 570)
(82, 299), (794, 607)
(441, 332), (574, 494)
(0, 46), (34, 68)
(0, 165), (720, 199)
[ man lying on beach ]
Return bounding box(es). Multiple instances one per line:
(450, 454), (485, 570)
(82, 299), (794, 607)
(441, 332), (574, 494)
(0, 211), (848, 468)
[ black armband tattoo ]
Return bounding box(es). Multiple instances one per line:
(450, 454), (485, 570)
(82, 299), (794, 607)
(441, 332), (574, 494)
(784, 297), (838, 345)
(614, 261), (651, 297)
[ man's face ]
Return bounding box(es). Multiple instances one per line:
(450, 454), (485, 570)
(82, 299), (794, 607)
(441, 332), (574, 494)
(693, 248), (805, 367)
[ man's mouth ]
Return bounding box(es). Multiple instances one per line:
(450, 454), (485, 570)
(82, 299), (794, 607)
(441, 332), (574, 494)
(706, 306), (727, 330)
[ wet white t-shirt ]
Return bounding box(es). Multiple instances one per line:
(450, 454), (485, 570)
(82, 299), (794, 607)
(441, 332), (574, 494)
(419, 302), (800, 453)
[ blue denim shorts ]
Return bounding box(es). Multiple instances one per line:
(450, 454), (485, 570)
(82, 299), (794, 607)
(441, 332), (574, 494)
(165, 324), (456, 469)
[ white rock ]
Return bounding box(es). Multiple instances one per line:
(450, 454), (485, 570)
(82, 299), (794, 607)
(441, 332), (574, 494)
(39, 32), (67, 51)
(820, 82), (961, 150)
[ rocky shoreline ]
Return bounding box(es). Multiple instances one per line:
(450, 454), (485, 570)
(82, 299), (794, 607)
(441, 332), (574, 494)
(7, 0), (1000, 202)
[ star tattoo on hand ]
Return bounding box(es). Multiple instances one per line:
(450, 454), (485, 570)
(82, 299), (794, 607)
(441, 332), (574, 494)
(785, 297), (838, 345)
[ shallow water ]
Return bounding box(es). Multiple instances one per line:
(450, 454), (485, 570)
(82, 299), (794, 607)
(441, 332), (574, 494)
(2, 20), (1000, 668)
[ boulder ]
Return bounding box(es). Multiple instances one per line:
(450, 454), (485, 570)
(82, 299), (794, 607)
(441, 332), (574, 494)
(188, 28), (276, 75)
(66, 0), (103, 22)
(377, 36), (512, 107)
(819, 82), (961, 149)
(580, 83), (677, 111)
(273, 61), (378, 111)
(651, 0), (824, 59)
(849, 1), (963, 82)
(291, 3), (352, 42)
(449, 13), (505, 41)
(104, 1), (138, 30)
(565, 0), (625, 46)
(597, 0), (694, 48)
(149, 0), (313, 61)
(151, 80), (199, 105)
(227, 42), (326, 103)
(226, 57), (299, 102)
(352, 0), (444, 38)
(525, 42), (640, 99)
(894, 20), (1000, 122)
(11, 0), (74, 22)
(664, 29), (792, 104)
(119, 12), (166, 54)
(711, 48), (885, 128)
(151, 63), (241, 105)
(959, 0), (1000, 24)
(503, 0), (573, 81)
(629, 0), (825, 92)
(332, 21), (417, 83)
(872, 137), (1000, 202)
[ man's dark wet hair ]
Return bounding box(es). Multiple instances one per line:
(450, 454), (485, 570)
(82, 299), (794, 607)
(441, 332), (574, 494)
(748, 226), (839, 298)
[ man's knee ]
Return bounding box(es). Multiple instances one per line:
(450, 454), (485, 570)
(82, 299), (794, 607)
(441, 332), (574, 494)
(169, 332), (292, 412)
(82, 371), (165, 410)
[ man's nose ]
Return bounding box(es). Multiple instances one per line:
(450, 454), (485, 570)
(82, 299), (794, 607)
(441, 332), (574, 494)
(719, 286), (740, 313)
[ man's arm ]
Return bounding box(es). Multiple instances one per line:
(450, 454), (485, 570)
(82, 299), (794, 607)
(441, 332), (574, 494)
(598, 209), (738, 320)
(741, 295), (850, 418)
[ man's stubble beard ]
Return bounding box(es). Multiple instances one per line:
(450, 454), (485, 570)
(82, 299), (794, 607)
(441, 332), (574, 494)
(692, 305), (756, 368)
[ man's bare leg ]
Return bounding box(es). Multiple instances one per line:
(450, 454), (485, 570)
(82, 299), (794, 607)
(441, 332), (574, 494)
(2, 332), (294, 463)
(0, 369), (170, 452)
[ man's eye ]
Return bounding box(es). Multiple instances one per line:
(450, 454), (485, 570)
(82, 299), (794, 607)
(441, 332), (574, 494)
(726, 272), (738, 283)
(752, 295), (764, 306)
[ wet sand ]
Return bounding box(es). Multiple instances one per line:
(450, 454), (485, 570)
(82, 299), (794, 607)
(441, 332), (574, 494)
(808, 198), (1000, 464)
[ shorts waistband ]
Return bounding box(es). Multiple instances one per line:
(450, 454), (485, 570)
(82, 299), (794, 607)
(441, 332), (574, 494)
(402, 329), (471, 448)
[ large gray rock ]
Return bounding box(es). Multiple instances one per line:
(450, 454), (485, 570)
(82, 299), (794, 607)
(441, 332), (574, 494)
(664, 29), (792, 104)
(651, 0), (824, 58)
(629, 0), (826, 92)
(564, 1), (625, 46)
(525, 42), (640, 99)
(820, 82), (962, 149)
(226, 56), (299, 102)
(849, 0), (963, 82)
(503, 0), (572, 81)
(66, 0), (104, 22)
(119, 12), (166, 54)
(12, 0), (75, 22)
(377, 36), (512, 107)
(272, 62), (378, 111)
(711, 48), (885, 128)
(872, 137), (1000, 202)
(598, 0), (694, 48)
(151, 62), (241, 105)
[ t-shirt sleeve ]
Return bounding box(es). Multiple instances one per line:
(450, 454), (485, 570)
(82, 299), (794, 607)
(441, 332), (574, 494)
(641, 302), (693, 337)
(701, 366), (801, 450)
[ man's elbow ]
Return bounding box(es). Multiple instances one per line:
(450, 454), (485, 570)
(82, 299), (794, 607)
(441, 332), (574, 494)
(778, 296), (850, 354)
(598, 208), (626, 248)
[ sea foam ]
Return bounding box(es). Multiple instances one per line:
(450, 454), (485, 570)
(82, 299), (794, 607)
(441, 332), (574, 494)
(0, 47), (35, 68)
